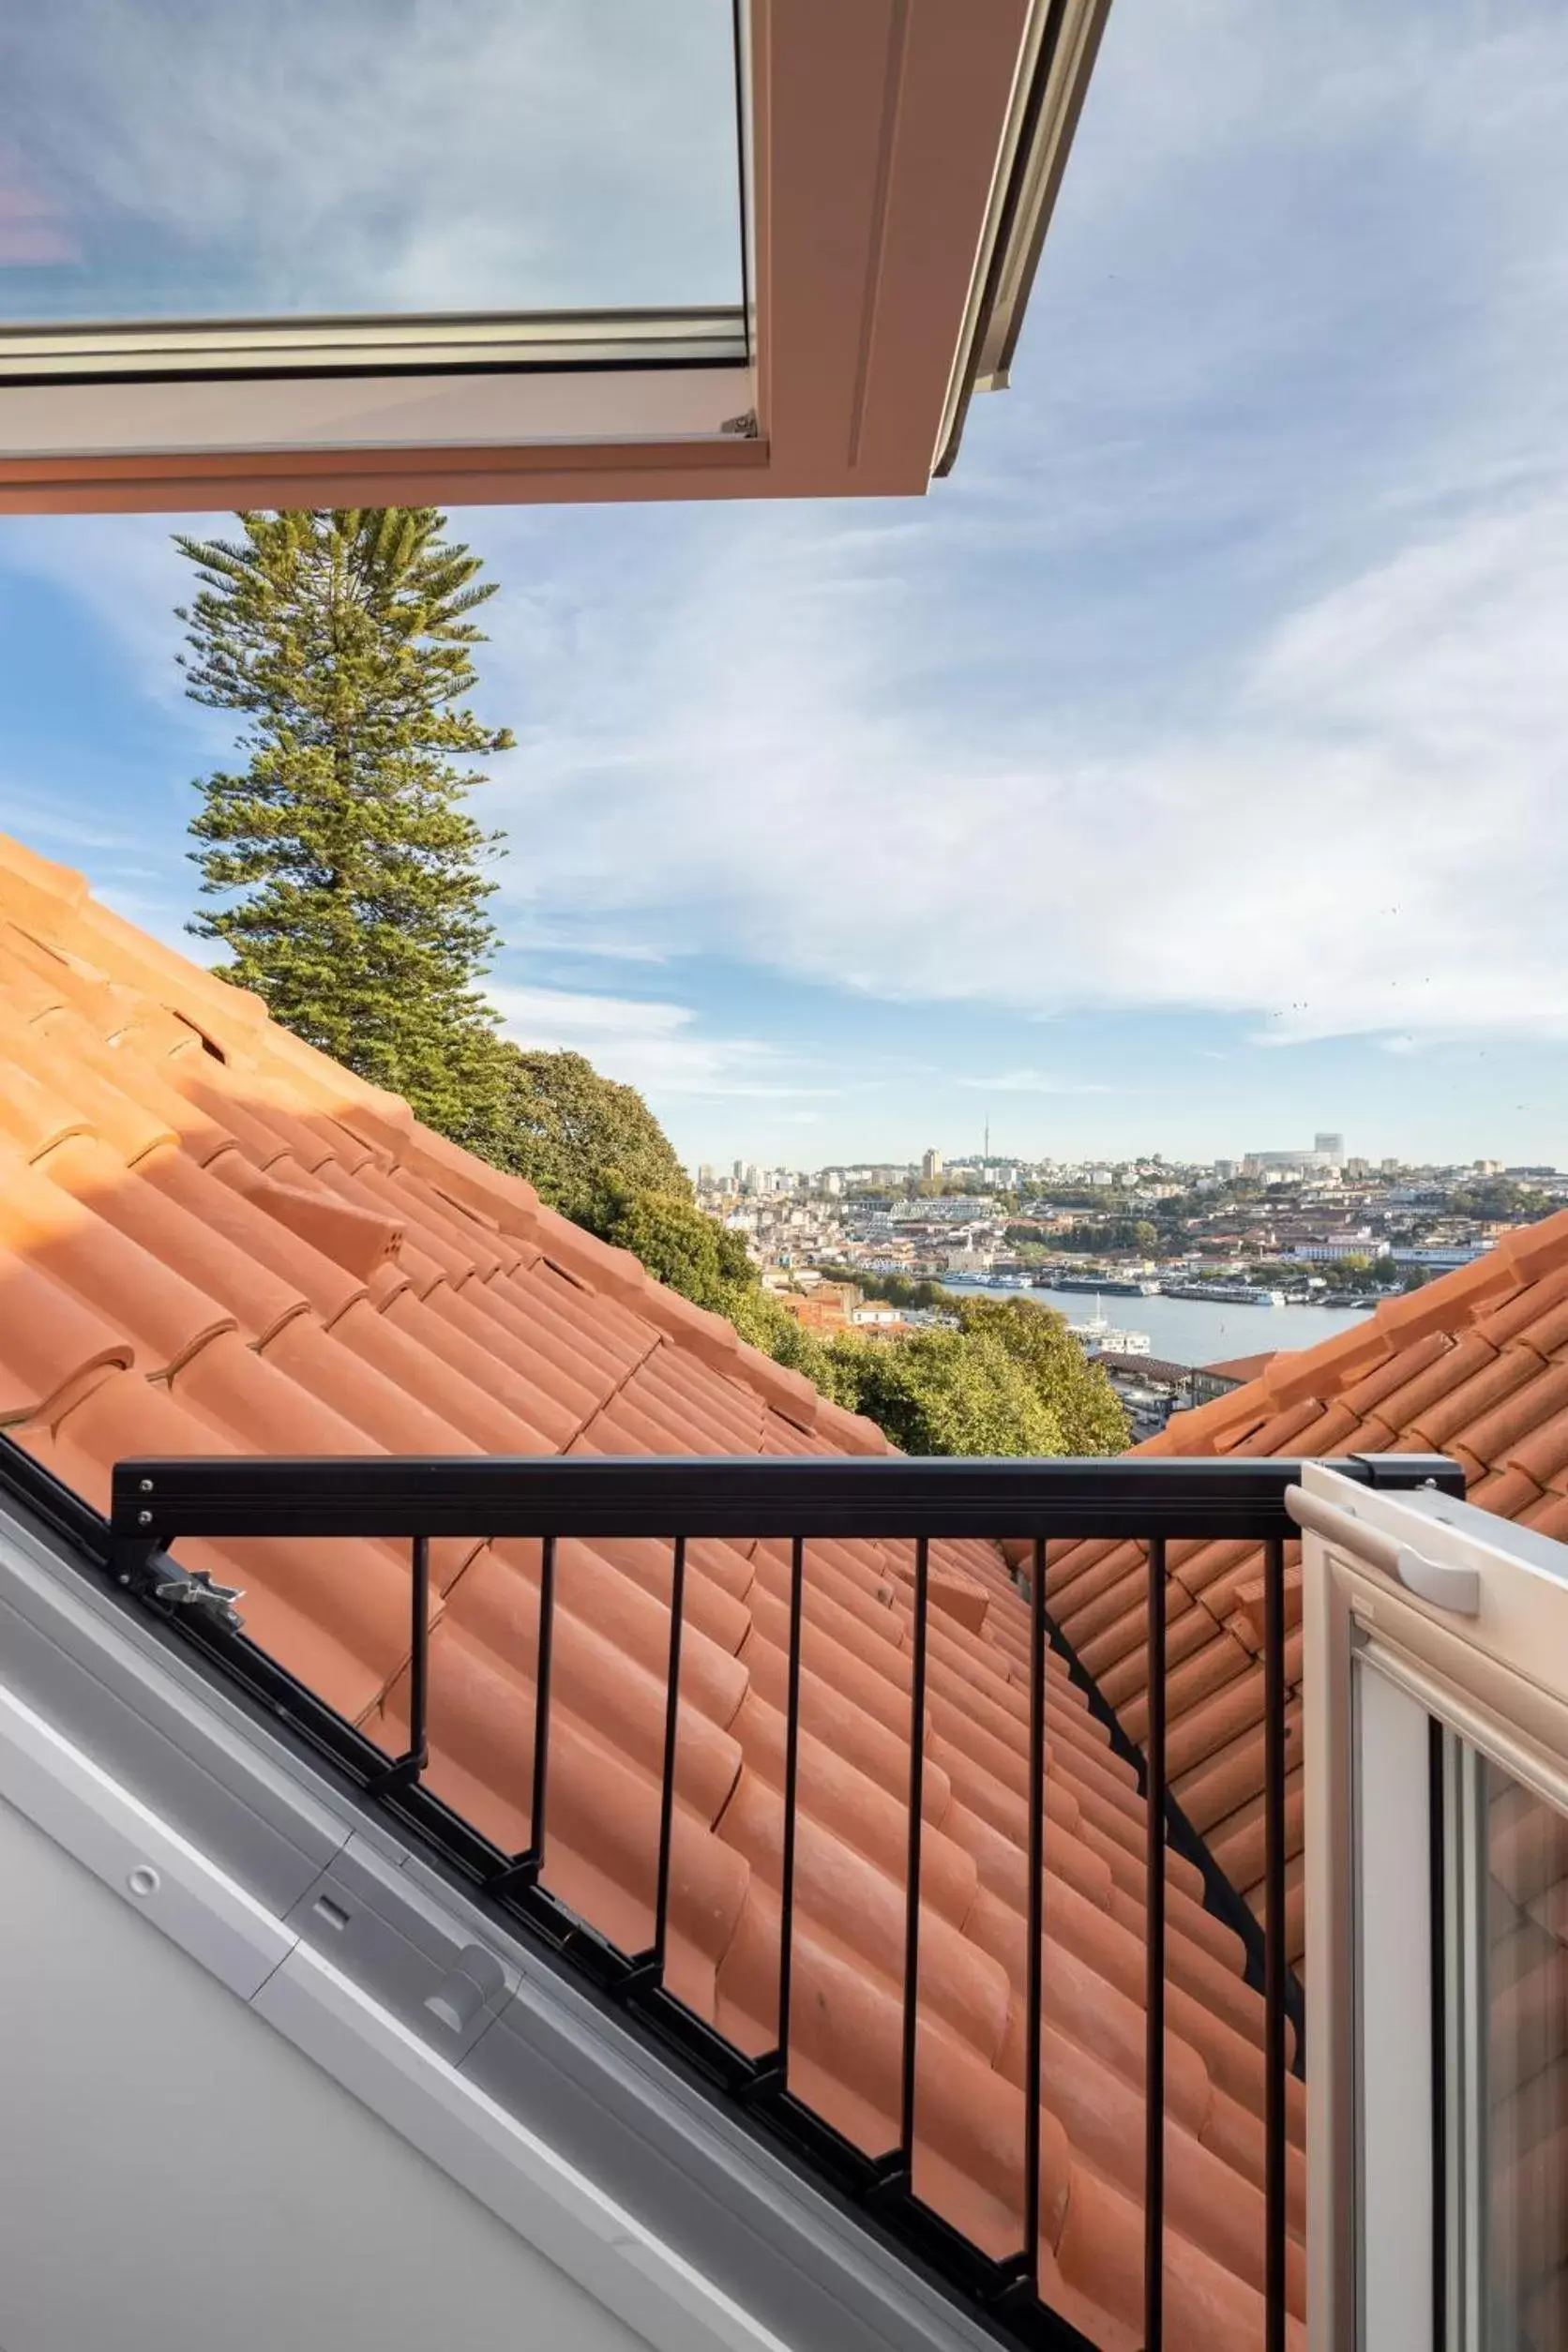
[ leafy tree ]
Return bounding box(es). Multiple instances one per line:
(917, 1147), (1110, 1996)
(177, 507), (512, 1137)
(584, 1179), (753, 1310)
(952, 1296), (1128, 1454)
(841, 1326), (1064, 1457)
(494, 1049), (689, 1220)
(1449, 1178), (1548, 1222)
(726, 1287), (851, 1398)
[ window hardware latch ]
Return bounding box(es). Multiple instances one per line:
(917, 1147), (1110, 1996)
(152, 1565), (247, 1633)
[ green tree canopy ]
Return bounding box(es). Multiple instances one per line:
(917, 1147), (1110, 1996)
(951, 1295), (1129, 1454)
(585, 1179), (752, 1311)
(841, 1326), (1067, 1457)
(177, 506), (512, 1137)
(494, 1049), (690, 1221)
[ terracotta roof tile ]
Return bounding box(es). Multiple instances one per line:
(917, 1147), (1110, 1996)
(1450, 1360), (1568, 1482)
(1334, 1324), (1451, 1415)
(0, 831), (1315, 2349)
(1044, 1207), (1568, 1970)
(1521, 1489), (1568, 1545)
(1257, 1320), (1389, 1407)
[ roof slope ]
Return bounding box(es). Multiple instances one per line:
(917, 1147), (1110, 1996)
(1050, 1221), (1568, 1967)
(1200, 1350), (1278, 1384)
(0, 830), (1301, 2350)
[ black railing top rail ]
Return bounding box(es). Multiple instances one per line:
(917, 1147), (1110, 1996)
(111, 1448), (1465, 1545)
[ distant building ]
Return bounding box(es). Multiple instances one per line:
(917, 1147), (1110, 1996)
(922, 1147), (942, 1181)
(1214, 1159), (1238, 1182)
(1314, 1132), (1346, 1165)
(1244, 1146), (1337, 1178)
(1188, 1350), (1282, 1407)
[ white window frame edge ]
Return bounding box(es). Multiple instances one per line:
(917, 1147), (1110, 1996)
(1300, 1461), (1568, 2351)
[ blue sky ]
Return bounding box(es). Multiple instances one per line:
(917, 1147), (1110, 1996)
(3, 0), (1567, 1171)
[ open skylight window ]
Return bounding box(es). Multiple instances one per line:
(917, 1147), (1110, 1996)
(0, 0), (1109, 514)
(0, 0), (746, 375)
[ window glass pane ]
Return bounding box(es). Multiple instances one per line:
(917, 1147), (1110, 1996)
(0, 0), (742, 324)
(1482, 1758), (1568, 2349)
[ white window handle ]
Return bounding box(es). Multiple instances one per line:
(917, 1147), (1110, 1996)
(1393, 1546), (1480, 1616)
(1286, 1486), (1481, 1615)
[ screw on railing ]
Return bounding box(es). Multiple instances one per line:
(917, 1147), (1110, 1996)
(1263, 1533), (1288, 2352)
(1144, 1534), (1168, 2352)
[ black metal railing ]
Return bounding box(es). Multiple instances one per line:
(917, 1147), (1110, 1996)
(91, 1448), (1462, 2352)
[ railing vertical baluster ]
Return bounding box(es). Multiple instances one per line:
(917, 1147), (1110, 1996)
(408, 1532), (430, 1772)
(777, 1534), (806, 2068)
(652, 1534), (687, 1979)
(530, 1533), (557, 1866)
(1263, 1533), (1288, 2352)
(1144, 1533), (1167, 2352)
(1023, 1536), (1048, 2294)
(899, 1535), (931, 2173)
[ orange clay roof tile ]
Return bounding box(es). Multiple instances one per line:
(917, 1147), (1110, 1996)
(1047, 1210), (1568, 1971)
(0, 828), (1320, 2351)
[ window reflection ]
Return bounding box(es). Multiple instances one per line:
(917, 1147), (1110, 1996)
(0, 0), (742, 324)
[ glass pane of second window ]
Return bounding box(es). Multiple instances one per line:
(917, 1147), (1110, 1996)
(0, 0), (743, 325)
(1482, 1759), (1568, 2348)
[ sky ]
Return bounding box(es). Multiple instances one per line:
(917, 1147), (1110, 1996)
(2, 0), (1566, 1172)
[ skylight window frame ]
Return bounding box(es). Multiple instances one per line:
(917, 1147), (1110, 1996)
(0, 0), (1109, 515)
(0, 308), (752, 388)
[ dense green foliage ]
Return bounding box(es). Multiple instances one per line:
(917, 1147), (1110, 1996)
(496, 1051), (690, 1221)
(585, 1179), (750, 1307)
(1447, 1178), (1550, 1223)
(729, 1268), (1126, 1455)
(178, 507), (512, 1137)
(1004, 1216), (1159, 1256)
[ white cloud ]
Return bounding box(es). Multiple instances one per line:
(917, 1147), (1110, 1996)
(487, 985), (833, 1104)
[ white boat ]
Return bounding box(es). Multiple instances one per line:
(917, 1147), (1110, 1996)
(1065, 1298), (1152, 1354)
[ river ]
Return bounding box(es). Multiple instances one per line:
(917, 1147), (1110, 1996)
(962, 1283), (1373, 1368)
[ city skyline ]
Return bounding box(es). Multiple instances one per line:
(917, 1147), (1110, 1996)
(692, 1135), (1540, 1184)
